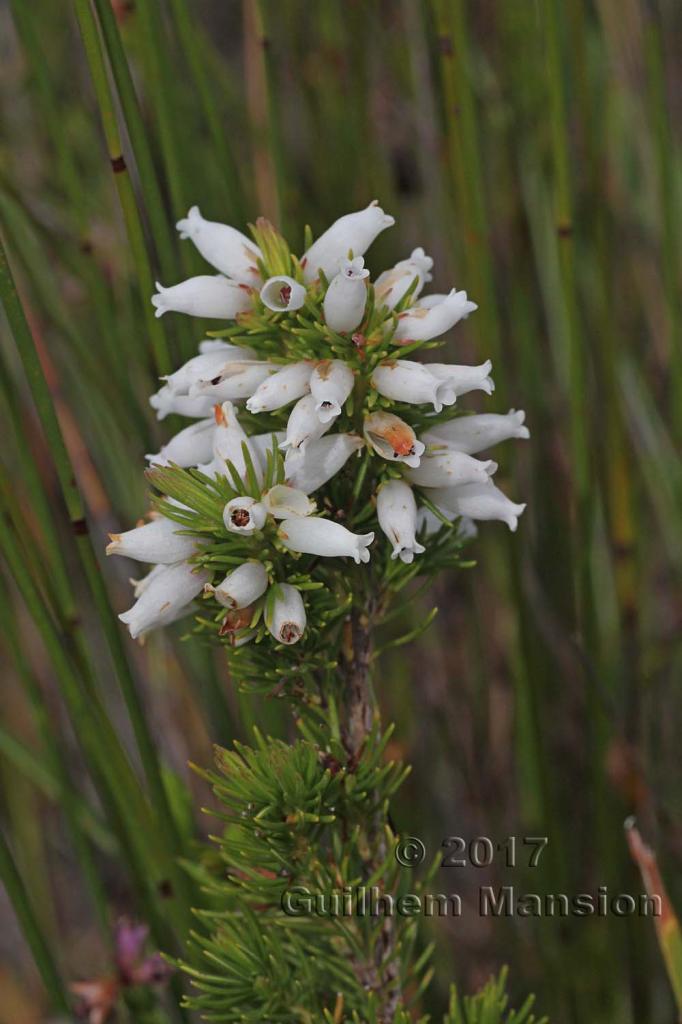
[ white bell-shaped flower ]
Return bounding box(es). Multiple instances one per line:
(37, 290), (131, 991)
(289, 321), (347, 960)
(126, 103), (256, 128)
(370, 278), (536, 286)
(414, 293), (447, 309)
(190, 361), (274, 403)
(284, 433), (363, 493)
(150, 386), (216, 421)
(151, 276), (254, 320)
(371, 359), (456, 413)
(280, 394), (334, 451)
(260, 275), (306, 312)
(428, 360), (494, 398)
(393, 288), (477, 343)
(262, 484), (315, 519)
(363, 411), (425, 468)
(205, 560), (268, 609)
(176, 206), (262, 284)
(129, 563), (167, 598)
(223, 496), (267, 534)
(246, 361), (313, 413)
(376, 479), (425, 564)
(278, 517), (374, 564)
(406, 450), (497, 488)
(106, 516), (197, 564)
(423, 409), (529, 454)
(210, 401), (261, 480)
(323, 257), (369, 333)
(310, 359), (355, 423)
(425, 481), (527, 532)
(265, 583), (306, 645)
(374, 247), (433, 310)
(162, 346), (256, 394)
(119, 561), (209, 640)
(301, 200), (395, 283)
(145, 418), (215, 468)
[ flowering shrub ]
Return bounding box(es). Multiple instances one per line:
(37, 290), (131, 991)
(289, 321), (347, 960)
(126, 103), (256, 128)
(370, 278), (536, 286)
(105, 202), (533, 1019)
(108, 202), (528, 663)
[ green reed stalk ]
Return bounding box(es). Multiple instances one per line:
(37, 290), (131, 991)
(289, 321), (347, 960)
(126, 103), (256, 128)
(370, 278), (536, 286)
(0, 828), (71, 1013)
(0, 236), (193, 931)
(0, 597), (110, 930)
(645, 17), (682, 439)
(72, 0), (171, 377)
(166, 0), (245, 222)
(544, 0), (593, 625)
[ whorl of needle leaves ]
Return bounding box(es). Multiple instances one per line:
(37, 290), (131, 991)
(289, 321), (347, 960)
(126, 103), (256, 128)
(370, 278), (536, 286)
(178, 733), (546, 1023)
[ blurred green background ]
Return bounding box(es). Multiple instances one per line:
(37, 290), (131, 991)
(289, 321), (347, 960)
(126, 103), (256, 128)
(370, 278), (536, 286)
(1, 0), (681, 1021)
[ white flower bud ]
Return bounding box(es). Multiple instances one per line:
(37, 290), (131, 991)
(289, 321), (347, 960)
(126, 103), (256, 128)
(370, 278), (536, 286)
(223, 496), (267, 534)
(190, 361), (274, 403)
(175, 206), (261, 284)
(162, 346), (257, 394)
(106, 517), (197, 563)
(425, 481), (527, 532)
(260, 275), (306, 312)
(152, 276), (254, 320)
(393, 288), (477, 344)
(205, 560), (268, 609)
(376, 479), (425, 563)
(284, 433), (363, 493)
(265, 583), (306, 645)
(262, 484), (315, 519)
(246, 361), (313, 413)
(301, 200), (395, 283)
(363, 412), (425, 468)
(423, 409), (529, 454)
(428, 360), (495, 398)
(281, 394), (334, 451)
(374, 247), (433, 310)
(370, 359), (455, 413)
(310, 359), (355, 423)
(278, 517), (374, 564)
(323, 257), (369, 332)
(119, 561), (209, 640)
(145, 418), (215, 468)
(149, 386), (216, 421)
(406, 450), (497, 488)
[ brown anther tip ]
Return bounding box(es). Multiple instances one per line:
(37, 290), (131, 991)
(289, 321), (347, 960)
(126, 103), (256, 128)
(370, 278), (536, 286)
(214, 403), (225, 425)
(111, 154), (126, 174)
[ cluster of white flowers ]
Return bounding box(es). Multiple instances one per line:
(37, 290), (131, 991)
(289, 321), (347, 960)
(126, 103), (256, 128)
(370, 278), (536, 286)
(108, 202), (528, 645)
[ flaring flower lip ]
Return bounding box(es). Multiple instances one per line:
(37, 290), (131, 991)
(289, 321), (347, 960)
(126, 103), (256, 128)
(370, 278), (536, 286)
(260, 275), (306, 312)
(223, 496), (267, 534)
(262, 484), (315, 519)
